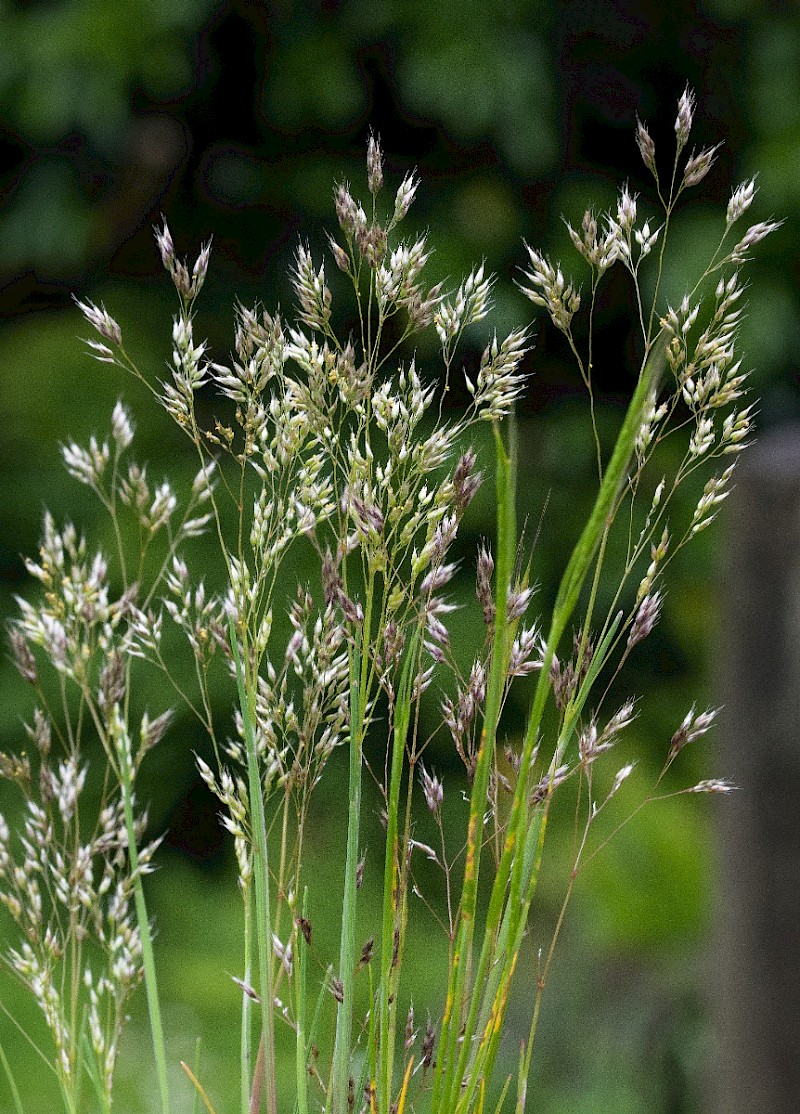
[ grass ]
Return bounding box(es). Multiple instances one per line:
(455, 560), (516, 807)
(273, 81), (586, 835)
(0, 92), (778, 1113)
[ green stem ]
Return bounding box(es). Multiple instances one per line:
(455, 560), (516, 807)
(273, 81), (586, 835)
(454, 801), (549, 1114)
(378, 628), (421, 1112)
(230, 617), (277, 1114)
(0, 1038), (25, 1114)
(117, 727), (171, 1114)
(433, 421), (516, 1112)
(295, 888), (310, 1114)
(331, 620), (368, 1114)
(443, 332), (668, 1110)
(515, 330), (670, 876)
(241, 887), (253, 1114)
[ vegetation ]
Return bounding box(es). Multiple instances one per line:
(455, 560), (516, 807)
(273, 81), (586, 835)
(0, 92), (779, 1112)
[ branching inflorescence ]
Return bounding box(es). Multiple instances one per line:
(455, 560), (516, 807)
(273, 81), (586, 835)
(1, 90), (778, 1113)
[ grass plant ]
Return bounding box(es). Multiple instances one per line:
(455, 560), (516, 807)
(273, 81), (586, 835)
(0, 90), (779, 1113)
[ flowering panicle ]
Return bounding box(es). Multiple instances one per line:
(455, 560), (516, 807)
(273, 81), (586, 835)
(520, 247), (580, 333)
(681, 144), (720, 189)
(293, 243), (333, 333)
(435, 264), (494, 359)
(726, 178), (756, 227)
(635, 116), (657, 176)
(419, 765), (444, 814)
(197, 756), (252, 886)
(627, 590), (663, 648)
(3, 107), (778, 1113)
(162, 313), (210, 428)
(729, 218), (783, 265)
(0, 708), (156, 1103)
(466, 328), (530, 419)
(15, 516), (114, 681)
(213, 304), (286, 409)
(154, 216), (211, 303)
(674, 85), (695, 151)
(508, 625), (545, 678)
(392, 171), (419, 224)
(74, 296), (124, 365)
(442, 658), (487, 778)
(668, 705), (719, 762)
(565, 210), (619, 274)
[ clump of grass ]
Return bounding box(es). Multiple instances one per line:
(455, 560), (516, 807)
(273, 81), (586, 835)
(1, 90), (779, 1114)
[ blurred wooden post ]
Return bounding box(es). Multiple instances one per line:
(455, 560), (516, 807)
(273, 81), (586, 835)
(715, 424), (800, 1113)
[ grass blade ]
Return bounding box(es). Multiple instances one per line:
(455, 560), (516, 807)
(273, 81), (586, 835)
(434, 420), (516, 1111)
(378, 626), (421, 1111)
(331, 628), (366, 1114)
(116, 714), (172, 1114)
(230, 615), (277, 1114)
(0, 1038), (25, 1114)
(181, 1060), (219, 1114)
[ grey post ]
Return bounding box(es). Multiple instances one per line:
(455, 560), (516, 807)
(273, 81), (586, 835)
(715, 423), (800, 1113)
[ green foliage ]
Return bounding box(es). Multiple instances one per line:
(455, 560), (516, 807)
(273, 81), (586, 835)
(0, 0), (214, 143)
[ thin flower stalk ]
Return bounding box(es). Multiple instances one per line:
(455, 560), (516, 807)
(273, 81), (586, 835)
(230, 617), (277, 1114)
(115, 717), (172, 1114)
(376, 626), (422, 1114)
(330, 635), (366, 1114)
(432, 423), (516, 1111)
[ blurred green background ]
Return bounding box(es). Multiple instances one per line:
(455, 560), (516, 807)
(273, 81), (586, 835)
(0, 1), (797, 1111)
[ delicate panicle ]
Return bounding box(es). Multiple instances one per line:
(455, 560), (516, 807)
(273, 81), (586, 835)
(628, 590), (663, 648)
(507, 582), (534, 621)
(435, 264), (494, 351)
(326, 231), (350, 273)
(293, 243), (332, 332)
(601, 184), (663, 271)
(334, 182), (366, 240)
(616, 185), (637, 232)
(393, 171), (419, 223)
(153, 217), (174, 271)
(419, 765), (444, 814)
(674, 85), (696, 151)
(530, 763), (571, 803)
(566, 210), (619, 273)
(451, 448), (482, 514)
(686, 778), (736, 794)
(367, 132), (383, 196)
(682, 144), (720, 189)
(669, 705), (719, 761)
(163, 313), (209, 427)
(691, 464), (737, 534)
(635, 116), (657, 176)
(476, 544), (495, 627)
(633, 220), (661, 258)
(376, 236), (431, 313)
(192, 238), (212, 293)
(467, 328), (530, 419)
(727, 178), (757, 227)
(730, 218), (783, 263)
(508, 625), (544, 677)
(74, 297), (123, 347)
(0, 704), (152, 1104)
(76, 314), (119, 366)
(356, 221), (388, 268)
(62, 435), (110, 488)
(8, 624), (37, 685)
(153, 216), (210, 302)
(520, 246), (580, 332)
(111, 400), (134, 449)
(608, 762), (635, 801)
